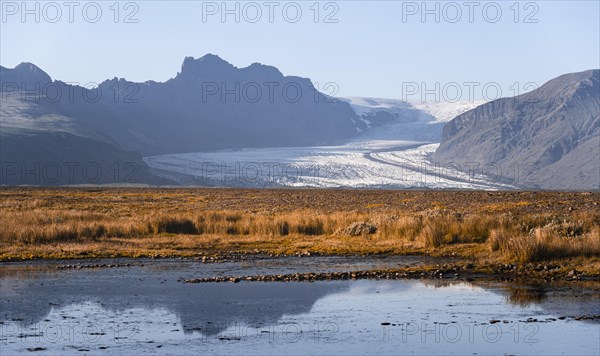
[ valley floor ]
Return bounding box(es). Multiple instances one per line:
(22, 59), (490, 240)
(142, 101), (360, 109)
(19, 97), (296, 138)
(1, 187), (598, 280)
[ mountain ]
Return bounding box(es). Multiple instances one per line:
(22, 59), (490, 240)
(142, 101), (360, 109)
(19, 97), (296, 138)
(0, 55), (360, 185)
(0, 62), (52, 88)
(55, 54), (360, 155)
(342, 97), (484, 142)
(343, 97), (485, 123)
(433, 70), (600, 190)
(410, 101), (485, 122)
(0, 128), (165, 185)
(0, 84), (166, 185)
(342, 97), (428, 130)
(4, 58), (596, 189)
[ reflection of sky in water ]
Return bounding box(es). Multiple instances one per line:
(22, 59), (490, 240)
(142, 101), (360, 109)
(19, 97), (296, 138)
(1, 277), (599, 355)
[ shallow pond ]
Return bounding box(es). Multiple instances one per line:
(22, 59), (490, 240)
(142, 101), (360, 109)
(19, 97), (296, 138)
(1, 258), (598, 355)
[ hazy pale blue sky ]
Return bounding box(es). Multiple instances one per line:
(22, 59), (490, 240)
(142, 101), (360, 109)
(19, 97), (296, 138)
(1, 0), (598, 99)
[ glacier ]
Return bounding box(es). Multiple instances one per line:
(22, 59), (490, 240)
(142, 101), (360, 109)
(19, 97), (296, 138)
(144, 99), (511, 189)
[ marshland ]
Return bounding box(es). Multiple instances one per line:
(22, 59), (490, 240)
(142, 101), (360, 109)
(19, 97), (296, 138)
(0, 187), (598, 276)
(1, 187), (599, 355)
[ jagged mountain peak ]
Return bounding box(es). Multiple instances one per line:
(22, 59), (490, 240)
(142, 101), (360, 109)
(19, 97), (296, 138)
(179, 54), (235, 78)
(1, 54), (359, 158)
(1, 62), (52, 86)
(14, 62), (46, 73)
(245, 62), (283, 76)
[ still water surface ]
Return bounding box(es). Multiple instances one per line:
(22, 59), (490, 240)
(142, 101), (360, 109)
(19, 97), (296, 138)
(1, 258), (598, 355)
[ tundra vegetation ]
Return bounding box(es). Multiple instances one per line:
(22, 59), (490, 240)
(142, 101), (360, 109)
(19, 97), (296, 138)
(1, 188), (598, 276)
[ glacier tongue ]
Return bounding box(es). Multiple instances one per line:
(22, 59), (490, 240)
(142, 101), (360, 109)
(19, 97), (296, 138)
(144, 140), (511, 189)
(144, 99), (497, 189)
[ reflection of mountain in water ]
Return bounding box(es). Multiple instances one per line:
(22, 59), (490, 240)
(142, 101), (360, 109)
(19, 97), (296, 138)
(2, 266), (599, 338)
(0, 269), (347, 336)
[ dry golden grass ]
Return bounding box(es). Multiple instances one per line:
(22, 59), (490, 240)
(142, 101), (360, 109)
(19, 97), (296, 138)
(490, 224), (600, 263)
(0, 188), (599, 271)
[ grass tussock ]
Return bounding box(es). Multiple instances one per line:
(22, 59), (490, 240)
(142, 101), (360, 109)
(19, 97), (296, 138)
(152, 217), (198, 235)
(489, 224), (600, 263)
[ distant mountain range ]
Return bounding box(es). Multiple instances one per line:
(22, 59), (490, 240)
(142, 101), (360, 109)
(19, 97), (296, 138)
(1, 56), (598, 189)
(0, 63), (164, 185)
(342, 97), (483, 142)
(2, 55), (360, 155)
(1, 55), (363, 185)
(343, 97), (484, 123)
(433, 69), (600, 190)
